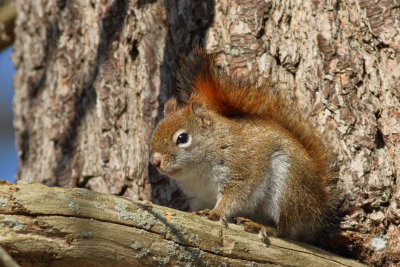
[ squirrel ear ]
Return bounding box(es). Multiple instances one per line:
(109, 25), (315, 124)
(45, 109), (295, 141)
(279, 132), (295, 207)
(190, 101), (212, 128)
(163, 98), (178, 117)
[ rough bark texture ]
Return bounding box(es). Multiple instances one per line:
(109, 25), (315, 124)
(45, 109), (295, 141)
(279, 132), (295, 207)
(0, 183), (364, 267)
(12, 0), (166, 199)
(12, 0), (400, 266)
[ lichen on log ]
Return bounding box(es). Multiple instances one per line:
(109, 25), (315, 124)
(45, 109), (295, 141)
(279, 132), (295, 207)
(0, 183), (363, 266)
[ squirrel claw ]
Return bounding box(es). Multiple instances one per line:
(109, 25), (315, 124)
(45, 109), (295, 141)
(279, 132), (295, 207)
(196, 209), (212, 218)
(235, 217), (272, 246)
(220, 215), (228, 228)
(196, 209), (219, 220)
(258, 228), (271, 246)
(196, 209), (228, 228)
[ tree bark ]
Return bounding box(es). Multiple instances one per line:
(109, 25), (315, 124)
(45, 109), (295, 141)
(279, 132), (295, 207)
(12, 0), (400, 265)
(0, 183), (364, 267)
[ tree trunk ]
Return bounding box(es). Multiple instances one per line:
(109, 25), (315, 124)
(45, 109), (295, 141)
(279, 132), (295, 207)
(12, 0), (399, 265)
(0, 183), (364, 267)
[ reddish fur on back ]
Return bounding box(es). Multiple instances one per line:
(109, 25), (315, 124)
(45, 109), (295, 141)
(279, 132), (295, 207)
(180, 48), (332, 184)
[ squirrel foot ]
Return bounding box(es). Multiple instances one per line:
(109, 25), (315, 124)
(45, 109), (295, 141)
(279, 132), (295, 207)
(235, 217), (273, 246)
(196, 209), (228, 228)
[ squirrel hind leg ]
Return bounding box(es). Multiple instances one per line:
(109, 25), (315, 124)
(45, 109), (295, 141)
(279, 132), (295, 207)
(278, 218), (324, 243)
(235, 217), (276, 246)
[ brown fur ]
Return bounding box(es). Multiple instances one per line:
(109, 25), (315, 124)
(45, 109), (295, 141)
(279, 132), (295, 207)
(150, 48), (337, 243)
(179, 48), (332, 185)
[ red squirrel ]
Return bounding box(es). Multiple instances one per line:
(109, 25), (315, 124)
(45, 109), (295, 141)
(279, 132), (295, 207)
(150, 48), (337, 243)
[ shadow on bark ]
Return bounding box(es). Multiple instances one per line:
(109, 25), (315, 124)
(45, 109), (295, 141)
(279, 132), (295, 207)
(148, 0), (215, 211)
(53, 0), (130, 187)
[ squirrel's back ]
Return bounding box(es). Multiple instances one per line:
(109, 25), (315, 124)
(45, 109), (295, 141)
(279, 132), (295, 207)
(177, 48), (334, 186)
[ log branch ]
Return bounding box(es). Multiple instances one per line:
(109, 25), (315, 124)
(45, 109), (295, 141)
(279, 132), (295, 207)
(0, 183), (363, 266)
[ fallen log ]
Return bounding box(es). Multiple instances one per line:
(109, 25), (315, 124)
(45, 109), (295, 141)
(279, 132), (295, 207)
(0, 183), (363, 266)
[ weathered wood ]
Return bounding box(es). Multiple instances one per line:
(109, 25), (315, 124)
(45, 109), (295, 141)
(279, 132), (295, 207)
(0, 183), (363, 267)
(11, 0), (400, 265)
(0, 0), (16, 50)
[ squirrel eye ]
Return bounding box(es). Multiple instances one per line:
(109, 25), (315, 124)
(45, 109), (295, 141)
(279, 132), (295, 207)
(177, 133), (189, 145)
(172, 129), (192, 148)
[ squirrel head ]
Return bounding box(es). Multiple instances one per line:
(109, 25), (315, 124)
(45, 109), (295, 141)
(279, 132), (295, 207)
(150, 97), (216, 179)
(150, 48), (238, 179)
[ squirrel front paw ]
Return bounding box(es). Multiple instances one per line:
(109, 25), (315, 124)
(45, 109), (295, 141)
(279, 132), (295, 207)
(196, 209), (228, 228)
(235, 217), (273, 246)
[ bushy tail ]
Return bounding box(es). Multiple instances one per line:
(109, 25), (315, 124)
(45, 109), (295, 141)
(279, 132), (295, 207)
(177, 48), (334, 184)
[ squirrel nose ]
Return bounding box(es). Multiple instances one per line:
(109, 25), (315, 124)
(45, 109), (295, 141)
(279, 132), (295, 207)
(151, 153), (162, 168)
